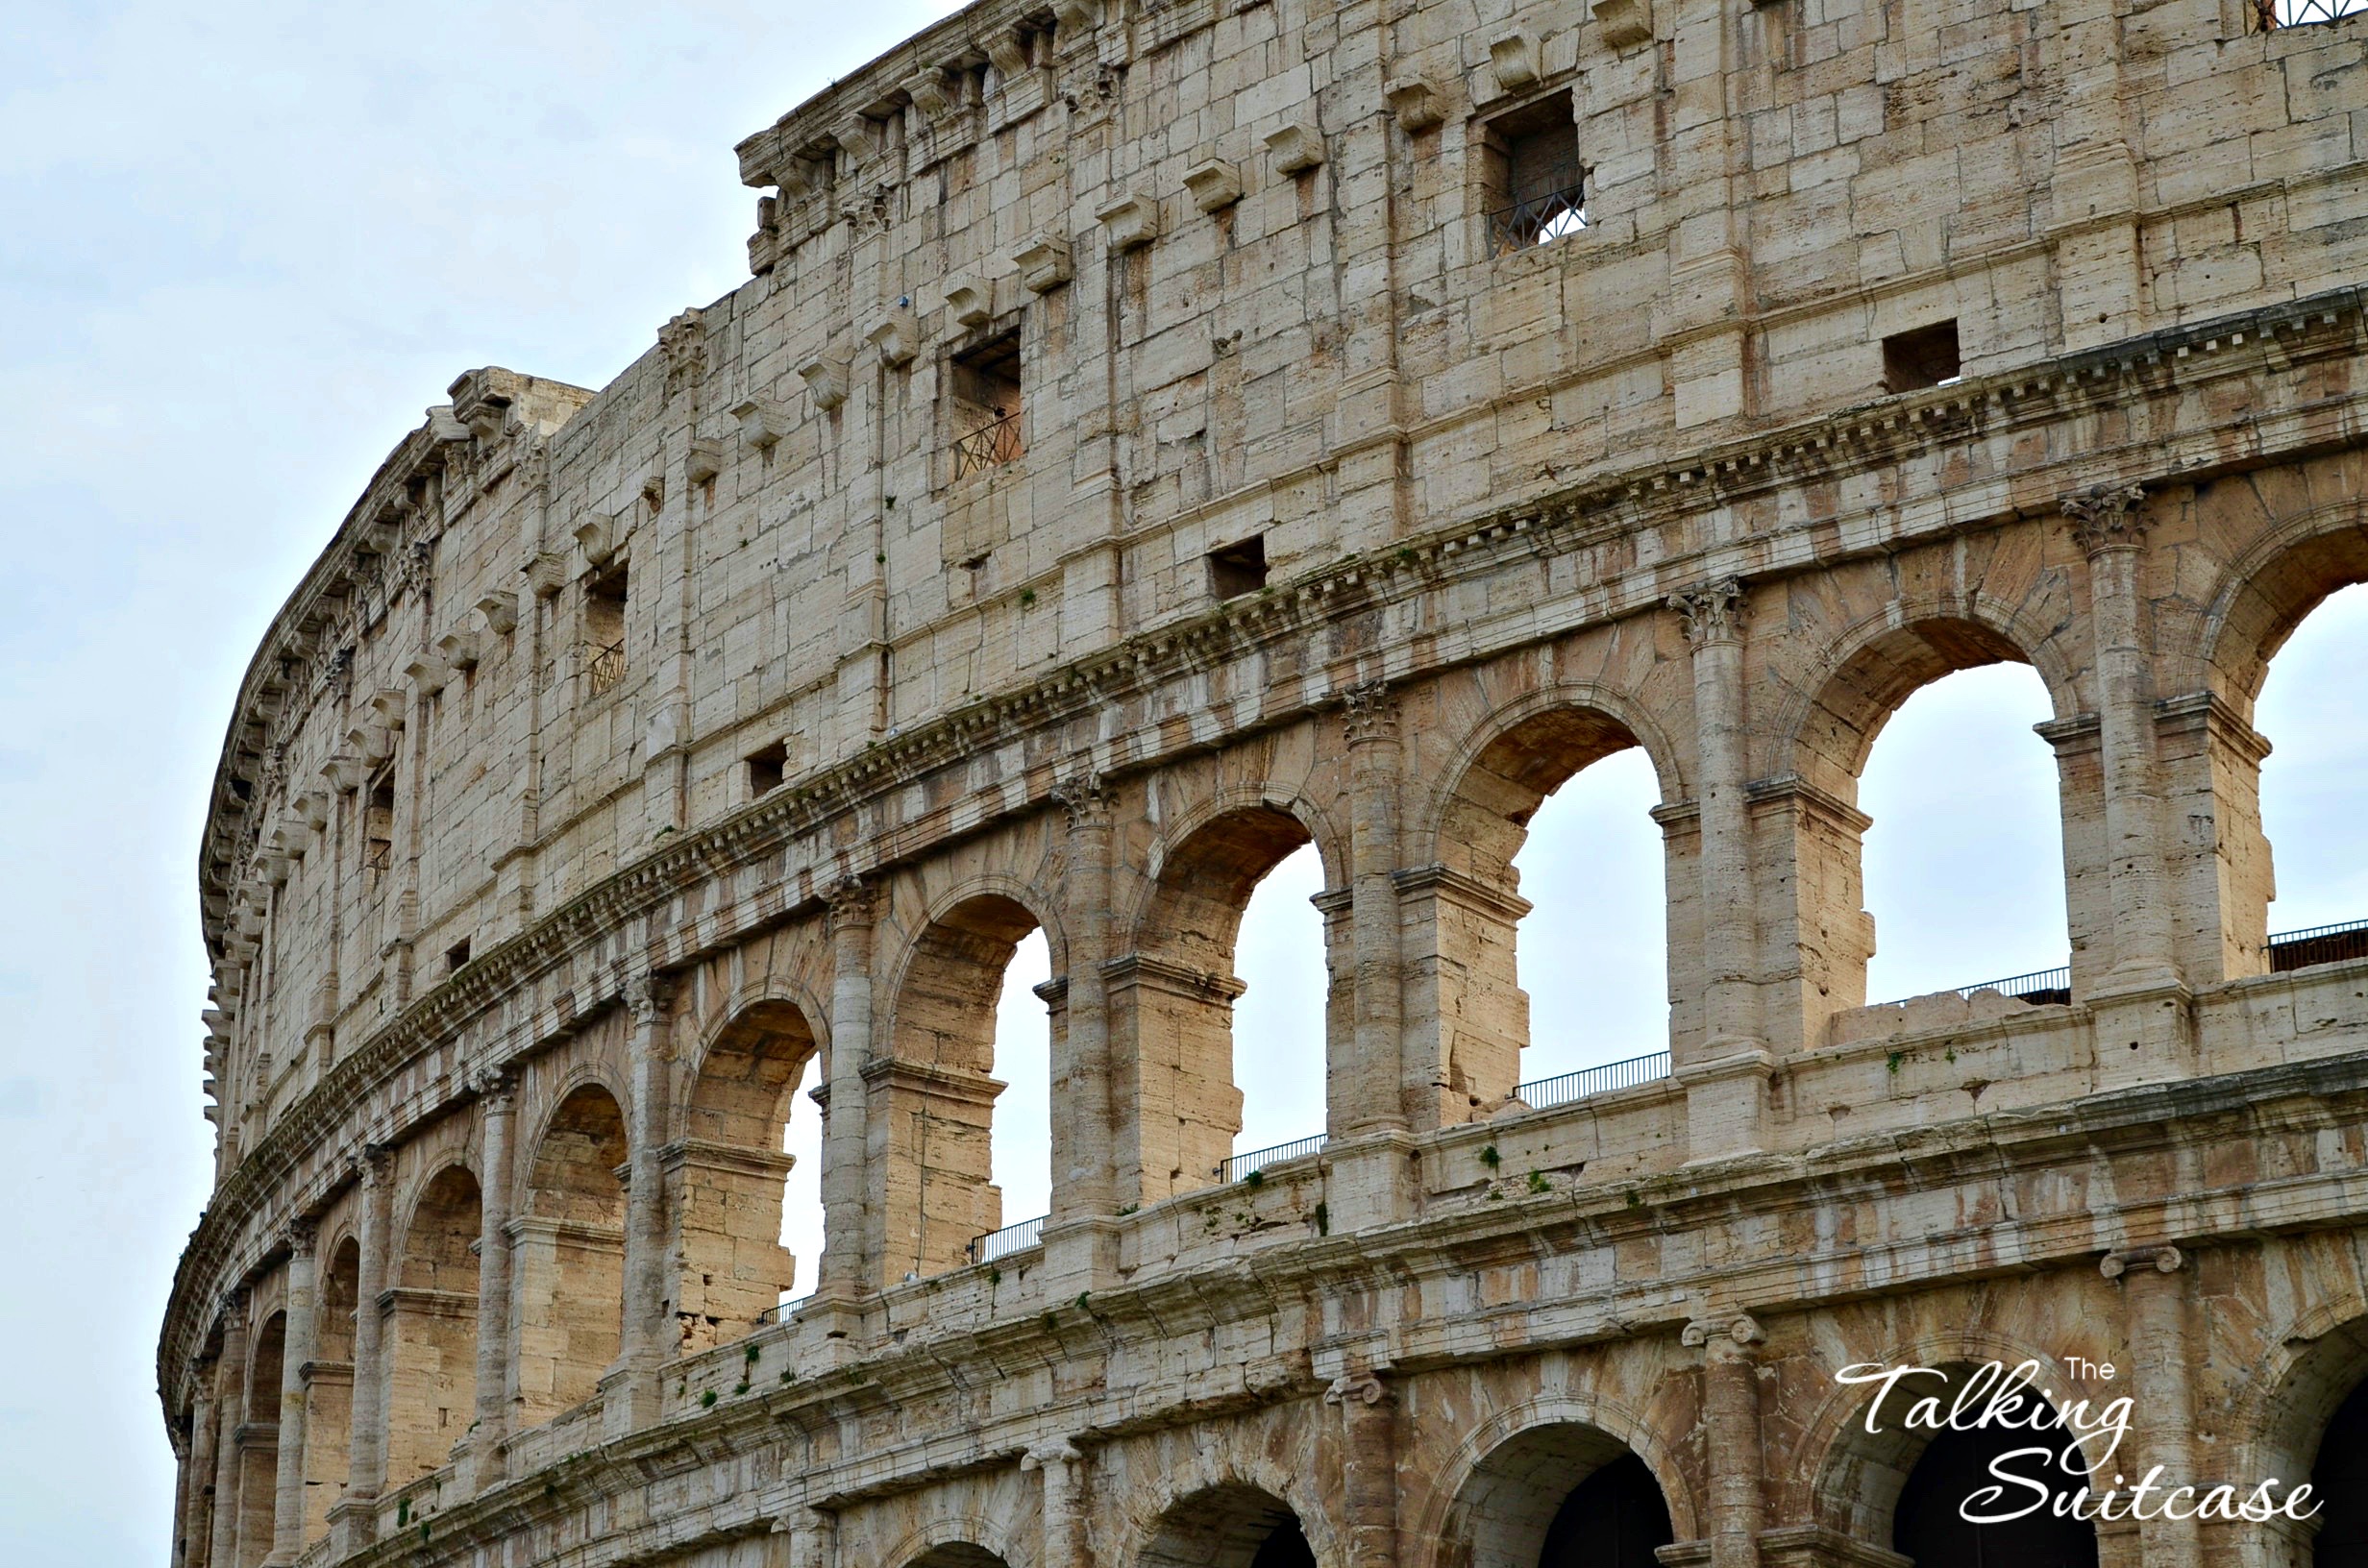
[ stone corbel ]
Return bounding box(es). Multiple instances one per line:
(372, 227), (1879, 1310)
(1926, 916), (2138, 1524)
(1183, 158), (1245, 213)
(685, 439), (725, 486)
(260, 853), (293, 888)
(983, 31), (1031, 82)
(1489, 31), (1542, 94)
(831, 115), (876, 170)
(574, 513), (619, 567)
(300, 790), (331, 830)
(366, 688), (408, 729)
(1051, 0), (1100, 37)
(902, 67), (955, 117)
(1592, 0), (1653, 50)
(1013, 234), (1073, 293)
(866, 305), (922, 367)
(1266, 122), (1325, 174)
(1096, 191), (1161, 251)
(425, 404), (471, 446)
(799, 354), (851, 411)
(475, 592), (519, 635)
(404, 652), (449, 696)
(1385, 77), (1446, 133)
(524, 550), (569, 600)
(435, 630), (480, 672)
(943, 278), (995, 328)
(323, 755), (366, 796)
(731, 398), (794, 450)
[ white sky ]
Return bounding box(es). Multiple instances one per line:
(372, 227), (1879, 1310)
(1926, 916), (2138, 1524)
(5, 9), (2367, 1566)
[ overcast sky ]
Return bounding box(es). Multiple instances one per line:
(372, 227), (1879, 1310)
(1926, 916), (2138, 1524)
(5, 8), (2367, 1567)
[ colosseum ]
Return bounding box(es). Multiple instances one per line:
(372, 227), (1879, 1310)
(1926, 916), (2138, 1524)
(157, 0), (2368, 1563)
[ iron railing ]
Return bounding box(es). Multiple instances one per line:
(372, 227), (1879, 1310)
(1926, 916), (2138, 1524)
(755, 1293), (809, 1326)
(1511, 1050), (1673, 1112)
(1487, 184), (1589, 256)
(1215, 1133), (1328, 1184)
(2259, 0), (2368, 28)
(966, 1213), (1046, 1264)
(2269, 916), (2368, 971)
(586, 639), (626, 696)
(362, 838), (393, 874)
(951, 411), (1024, 478)
(1952, 965), (2073, 1006)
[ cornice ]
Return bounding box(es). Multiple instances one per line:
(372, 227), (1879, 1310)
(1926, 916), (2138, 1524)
(165, 285), (2368, 1419)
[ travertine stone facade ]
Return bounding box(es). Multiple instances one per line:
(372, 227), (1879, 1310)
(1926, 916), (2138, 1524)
(160, 0), (2368, 1565)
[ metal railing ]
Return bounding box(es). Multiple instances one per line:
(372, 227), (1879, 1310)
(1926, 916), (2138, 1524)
(585, 639), (626, 696)
(755, 1293), (808, 1326)
(2269, 916), (2368, 971)
(1487, 184), (1589, 256)
(950, 411), (1024, 478)
(1215, 1133), (1328, 1184)
(362, 838), (393, 873)
(966, 1213), (1046, 1264)
(1511, 1050), (1673, 1112)
(2258, 0), (2368, 28)
(1952, 965), (2073, 1006)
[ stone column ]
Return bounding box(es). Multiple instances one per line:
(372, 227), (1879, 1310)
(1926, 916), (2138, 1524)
(182, 1369), (220, 1568)
(817, 878), (879, 1317)
(470, 1071), (517, 1491)
(265, 1223), (317, 1566)
(1046, 774), (1119, 1295)
(2106, 1246), (2198, 1568)
(786, 1505), (836, 1568)
(1022, 1439), (1088, 1568)
(2065, 486), (2193, 1084)
(1326, 1373), (1397, 1568)
(1341, 683), (1407, 1133)
(1684, 1314), (1765, 1568)
(330, 1146), (392, 1554)
(1669, 582), (1771, 1162)
(607, 973), (678, 1433)
(208, 1293), (249, 1568)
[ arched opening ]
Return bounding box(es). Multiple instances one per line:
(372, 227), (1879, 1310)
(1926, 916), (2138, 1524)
(886, 893), (1047, 1280)
(384, 1165), (478, 1484)
(304, 1237), (359, 1542)
(236, 1311), (285, 1568)
(906, 1545), (1013, 1568)
(516, 1084), (628, 1424)
(2310, 1373), (2368, 1561)
(678, 1000), (819, 1351)
(1231, 844), (1327, 1161)
(1446, 1421), (1676, 1568)
(2254, 582), (2368, 968)
(1858, 664), (2068, 1004)
(990, 927), (1053, 1238)
(1818, 1362), (2096, 1568)
(1118, 805), (1322, 1201)
(1792, 620), (2075, 1037)
(1141, 1483), (1318, 1568)
(1430, 708), (1666, 1116)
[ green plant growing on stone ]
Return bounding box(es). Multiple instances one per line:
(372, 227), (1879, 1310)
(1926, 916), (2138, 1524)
(1480, 1144), (1501, 1169)
(1527, 1169), (1550, 1194)
(701, 1388), (718, 1409)
(1313, 1201), (1329, 1236)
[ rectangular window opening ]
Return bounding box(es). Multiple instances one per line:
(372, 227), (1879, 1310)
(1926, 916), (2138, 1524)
(747, 741), (788, 799)
(585, 561), (629, 695)
(948, 332), (1024, 479)
(363, 769), (396, 877)
(1482, 90), (1586, 255)
(445, 939), (472, 973)
(1208, 534), (1269, 600)
(1882, 320), (1962, 394)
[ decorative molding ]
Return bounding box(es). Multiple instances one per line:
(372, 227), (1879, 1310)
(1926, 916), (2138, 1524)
(2062, 481), (2149, 554)
(1680, 1313), (1763, 1346)
(2100, 1243), (2183, 1278)
(1322, 1371), (1391, 1406)
(1340, 679), (1399, 745)
(1668, 577), (1747, 646)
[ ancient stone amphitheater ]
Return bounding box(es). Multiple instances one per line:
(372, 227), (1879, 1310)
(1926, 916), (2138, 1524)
(159, 0), (2368, 1564)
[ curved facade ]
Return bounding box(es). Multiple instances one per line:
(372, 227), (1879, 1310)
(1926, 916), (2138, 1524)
(160, 2), (2368, 1567)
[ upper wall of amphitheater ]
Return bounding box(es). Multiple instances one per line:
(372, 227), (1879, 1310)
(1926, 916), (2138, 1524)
(192, 0), (2368, 1174)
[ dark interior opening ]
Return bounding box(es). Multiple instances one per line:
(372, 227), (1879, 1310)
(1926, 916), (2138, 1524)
(1208, 534), (1269, 600)
(1883, 320), (1962, 393)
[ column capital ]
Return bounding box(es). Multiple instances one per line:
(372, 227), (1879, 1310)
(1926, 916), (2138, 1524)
(470, 1067), (517, 1110)
(1049, 770), (1115, 830)
(1323, 1370), (1394, 1407)
(1021, 1436), (1085, 1471)
(2061, 481), (2149, 554)
(2100, 1243), (2183, 1279)
(1339, 679), (1399, 746)
(217, 1286), (250, 1330)
(826, 875), (880, 932)
(625, 971), (678, 1030)
(1681, 1312), (1763, 1348)
(281, 1218), (318, 1260)
(1668, 577), (1747, 647)
(358, 1141), (397, 1185)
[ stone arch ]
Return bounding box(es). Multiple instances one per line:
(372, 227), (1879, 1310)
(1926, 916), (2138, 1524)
(1116, 788), (1344, 1206)
(515, 1080), (629, 1424)
(305, 1233), (361, 1542)
(1116, 1440), (1343, 1568)
(1802, 1350), (2099, 1559)
(1774, 605), (2082, 1024)
(1416, 690), (1684, 1116)
(1134, 1482), (1336, 1568)
(2197, 495), (2368, 714)
(879, 1512), (1031, 1568)
(2230, 1291), (2368, 1563)
(674, 996), (819, 1349)
(385, 1163), (479, 1484)
(236, 1309), (287, 1568)
(882, 883), (1061, 1281)
(1411, 1388), (1700, 1562)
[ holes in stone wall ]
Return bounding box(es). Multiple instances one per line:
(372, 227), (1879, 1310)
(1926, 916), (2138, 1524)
(1480, 89), (1586, 254)
(745, 740), (788, 800)
(948, 331), (1024, 480)
(1208, 534), (1269, 600)
(1881, 320), (1961, 393)
(584, 561), (629, 696)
